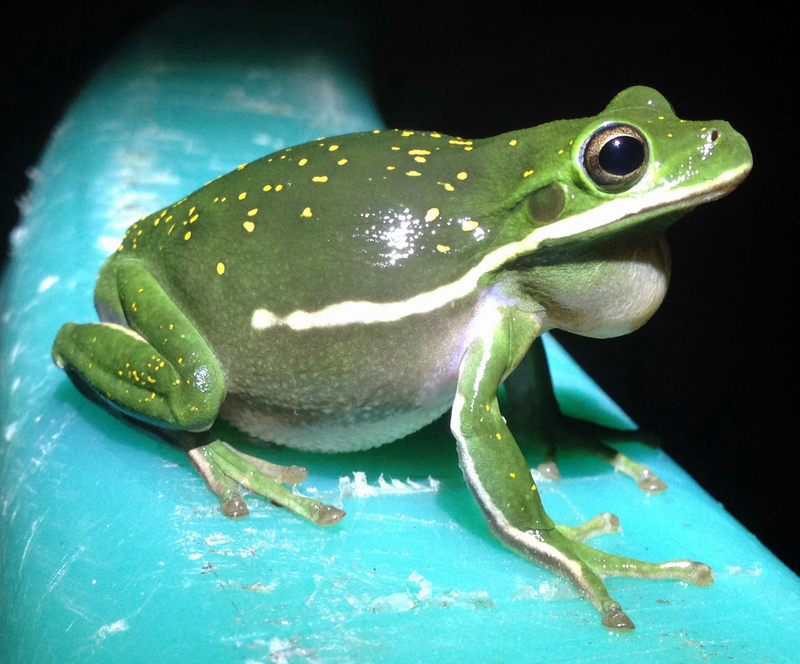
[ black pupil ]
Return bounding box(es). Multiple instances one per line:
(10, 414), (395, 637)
(598, 135), (645, 175)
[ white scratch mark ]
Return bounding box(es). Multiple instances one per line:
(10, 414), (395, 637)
(47, 545), (86, 592)
(19, 510), (48, 574)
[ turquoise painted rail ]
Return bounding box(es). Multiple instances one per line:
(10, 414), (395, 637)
(2, 4), (798, 662)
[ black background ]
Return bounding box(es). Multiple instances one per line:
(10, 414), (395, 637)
(1, 2), (796, 575)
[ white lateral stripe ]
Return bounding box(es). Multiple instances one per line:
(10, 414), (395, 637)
(451, 395), (584, 580)
(251, 165), (749, 331)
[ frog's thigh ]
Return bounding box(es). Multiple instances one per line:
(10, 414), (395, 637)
(53, 261), (225, 431)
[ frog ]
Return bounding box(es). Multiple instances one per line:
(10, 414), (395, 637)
(52, 86), (752, 630)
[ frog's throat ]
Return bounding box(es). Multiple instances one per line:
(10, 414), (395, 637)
(251, 162), (750, 332)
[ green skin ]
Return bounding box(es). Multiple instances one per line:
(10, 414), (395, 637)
(53, 87), (752, 630)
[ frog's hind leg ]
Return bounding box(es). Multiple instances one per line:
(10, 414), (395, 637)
(53, 259), (227, 431)
(505, 337), (668, 493)
(183, 437), (345, 525)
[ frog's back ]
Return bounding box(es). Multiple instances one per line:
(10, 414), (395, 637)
(103, 129), (521, 325)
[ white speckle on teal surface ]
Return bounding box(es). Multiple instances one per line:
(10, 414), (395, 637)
(226, 87), (293, 116)
(338, 471), (440, 498)
(253, 133), (286, 150)
(37, 276), (59, 293)
(93, 619), (130, 642)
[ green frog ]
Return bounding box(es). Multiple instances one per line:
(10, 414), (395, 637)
(53, 86), (752, 630)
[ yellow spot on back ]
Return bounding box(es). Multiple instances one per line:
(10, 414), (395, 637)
(523, 169), (534, 177)
(328, 145), (339, 152)
(401, 131), (414, 137)
(312, 176), (328, 182)
(509, 473), (516, 478)
(509, 139), (518, 146)
(409, 149), (431, 155)
(247, 208), (258, 216)
(461, 219), (479, 231)
(387, 166), (396, 170)
(436, 244), (451, 253)
(184, 231), (191, 240)
(243, 221), (255, 232)
(275, 184), (283, 191)
(438, 182), (454, 191)
(414, 156), (426, 163)
(190, 214), (199, 223)
(298, 158), (308, 166)
(216, 262), (225, 275)
(301, 207), (313, 218)
(425, 208), (440, 222)
(406, 170), (421, 177)
(456, 172), (467, 180)
(391, 146), (401, 151)
(238, 192), (247, 200)
(337, 158), (348, 165)
(495, 433), (502, 440)
(263, 185), (272, 192)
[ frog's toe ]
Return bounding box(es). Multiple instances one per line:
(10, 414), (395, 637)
(634, 471), (668, 494)
(671, 560), (715, 586)
(557, 512), (620, 543)
(277, 465), (309, 485)
(311, 503), (347, 526)
(537, 460), (561, 481)
(223, 444), (309, 485)
(221, 495), (249, 519)
(601, 603), (635, 632)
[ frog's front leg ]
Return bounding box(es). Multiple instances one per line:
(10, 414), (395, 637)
(52, 260), (343, 524)
(506, 336), (667, 493)
(451, 307), (713, 630)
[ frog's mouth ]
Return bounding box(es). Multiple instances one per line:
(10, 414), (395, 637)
(531, 162), (751, 250)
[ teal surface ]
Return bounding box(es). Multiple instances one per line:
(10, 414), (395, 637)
(2, 4), (799, 663)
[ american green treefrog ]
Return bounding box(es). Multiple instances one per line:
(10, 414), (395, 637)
(53, 87), (751, 630)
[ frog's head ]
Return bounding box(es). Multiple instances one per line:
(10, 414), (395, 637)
(490, 86), (752, 256)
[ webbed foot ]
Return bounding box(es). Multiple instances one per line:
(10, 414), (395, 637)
(546, 516), (713, 631)
(185, 439), (345, 525)
(536, 417), (668, 493)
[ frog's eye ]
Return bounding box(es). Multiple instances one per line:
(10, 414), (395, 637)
(581, 124), (649, 192)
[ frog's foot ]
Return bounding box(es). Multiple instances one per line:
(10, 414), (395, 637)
(539, 523), (714, 631)
(185, 440), (345, 525)
(535, 417), (667, 494)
